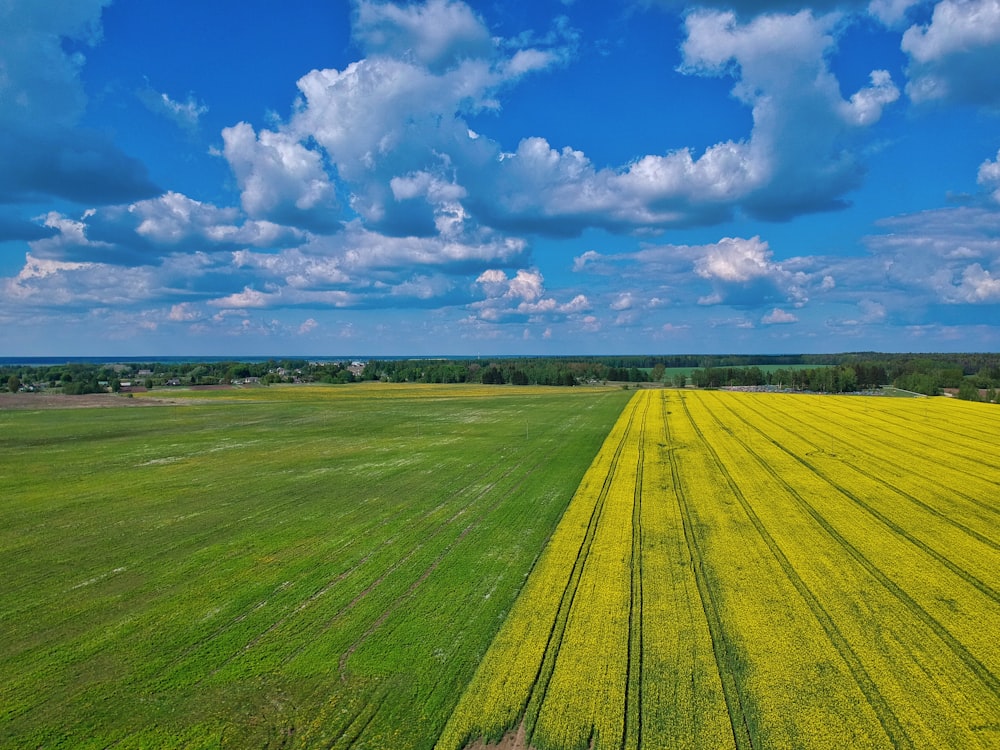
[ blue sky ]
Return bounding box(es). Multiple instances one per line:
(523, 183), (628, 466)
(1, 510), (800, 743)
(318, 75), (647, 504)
(2, 0), (1000, 356)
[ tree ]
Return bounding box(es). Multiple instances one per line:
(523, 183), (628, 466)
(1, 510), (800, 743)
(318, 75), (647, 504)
(957, 380), (980, 401)
(7, 375), (21, 393)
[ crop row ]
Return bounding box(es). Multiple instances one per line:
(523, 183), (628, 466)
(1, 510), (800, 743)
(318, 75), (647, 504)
(440, 388), (999, 749)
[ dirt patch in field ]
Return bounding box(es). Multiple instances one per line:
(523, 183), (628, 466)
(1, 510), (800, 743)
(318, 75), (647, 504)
(0, 392), (185, 410)
(463, 724), (533, 750)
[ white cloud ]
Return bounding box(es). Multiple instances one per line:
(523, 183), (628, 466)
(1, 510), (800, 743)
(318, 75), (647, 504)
(610, 292), (634, 310)
(762, 307), (799, 324)
(978, 149), (1000, 203)
(4, 252), (157, 308)
(472, 268), (589, 321)
(352, 0), (494, 72)
(221, 122), (338, 230)
(952, 263), (1000, 301)
(680, 10), (899, 219)
(861, 203), (1000, 309)
(902, 0), (1000, 105)
(695, 236), (774, 283)
(902, 0), (1000, 62)
(131, 191), (238, 242)
(75, 192), (306, 261)
(480, 136), (757, 233)
(168, 302), (201, 322)
(572, 235), (822, 315)
(842, 70), (901, 125)
(138, 86), (207, 131)
(209, 287), (272, 308)
(869, 0), (924, 26)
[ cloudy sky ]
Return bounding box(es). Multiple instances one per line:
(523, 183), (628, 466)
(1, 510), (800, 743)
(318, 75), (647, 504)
(2, 0), (1000, 356)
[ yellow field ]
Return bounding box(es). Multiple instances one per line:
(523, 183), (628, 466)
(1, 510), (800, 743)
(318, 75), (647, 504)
(437, 389), (1000, 750)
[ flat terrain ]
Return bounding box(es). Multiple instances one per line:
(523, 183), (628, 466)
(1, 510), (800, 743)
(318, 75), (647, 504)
(0, 383), (631, 748)
(442, 389), (1000, 750)
(4, 385), (998, 749)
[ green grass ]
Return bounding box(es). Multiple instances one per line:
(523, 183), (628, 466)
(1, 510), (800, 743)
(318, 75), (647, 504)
(0, 384), (631, 749)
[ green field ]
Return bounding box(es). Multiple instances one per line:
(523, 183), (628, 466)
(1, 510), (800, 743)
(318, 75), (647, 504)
(0, 384), (631, 748)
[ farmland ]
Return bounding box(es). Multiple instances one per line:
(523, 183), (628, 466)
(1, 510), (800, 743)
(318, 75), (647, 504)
(440, 389), (1000, 750)
(2, 383), (998, 749)
(0, 383), (631, 748)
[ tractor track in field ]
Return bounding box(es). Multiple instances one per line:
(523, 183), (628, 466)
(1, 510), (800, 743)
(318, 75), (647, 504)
(622, 393), (647, 750)
(336, 410), (594, 683)
(696, 394), (1000, 701)
(664, 393), (756, 750)
(717, 395), (1000, 588)
(679, 391), (914, 750)
(820, 400), (1000, 484)
(750, 395), (1000, 523)
(175, 469), (477, 682)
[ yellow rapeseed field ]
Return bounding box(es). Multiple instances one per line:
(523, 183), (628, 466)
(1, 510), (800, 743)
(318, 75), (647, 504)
(437, 388), (1000, 750)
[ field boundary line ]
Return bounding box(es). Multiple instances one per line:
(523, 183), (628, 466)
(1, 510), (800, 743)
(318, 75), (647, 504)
(522, 393), (644, 745)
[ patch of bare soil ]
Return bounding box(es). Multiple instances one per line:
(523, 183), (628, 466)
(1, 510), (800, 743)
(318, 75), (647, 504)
(463, 724), (532, 750)
(0, 392), (184, 410)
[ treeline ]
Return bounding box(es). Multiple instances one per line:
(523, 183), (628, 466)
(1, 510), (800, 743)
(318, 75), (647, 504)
(688, 355), (1000, 400)
(360, 359), (583, 386)
(689, 365), (872, 392)
(3, 353), (999, 399)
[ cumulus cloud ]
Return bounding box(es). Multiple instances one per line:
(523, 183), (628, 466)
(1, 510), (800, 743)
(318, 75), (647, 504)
(221, 123), (339, 231)
(572, 235), (824, 317)
(902, 0), (1000, 105)
(3, 252), (160, 309)
(869, 0), (924, 26)
(168, 302), (201, 322)
(475, 136), (757, 234)
(761, 307), (799, 323)
(640, 0), (861, 16)
(25, 193), (307, 267)
(695, 236), (775, 283)
(352, 0), (494, 72)
(471, 268), (590, 321)
(952, 262), (1000, 301)
(693, 235), (812, 306)
(680, 10), (899, 219)
(978, 149), (1000, 202)
(206, 1), (905, 245)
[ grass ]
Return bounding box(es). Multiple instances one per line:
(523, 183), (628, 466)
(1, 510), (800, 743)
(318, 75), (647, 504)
(0, 384), (631, 749)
